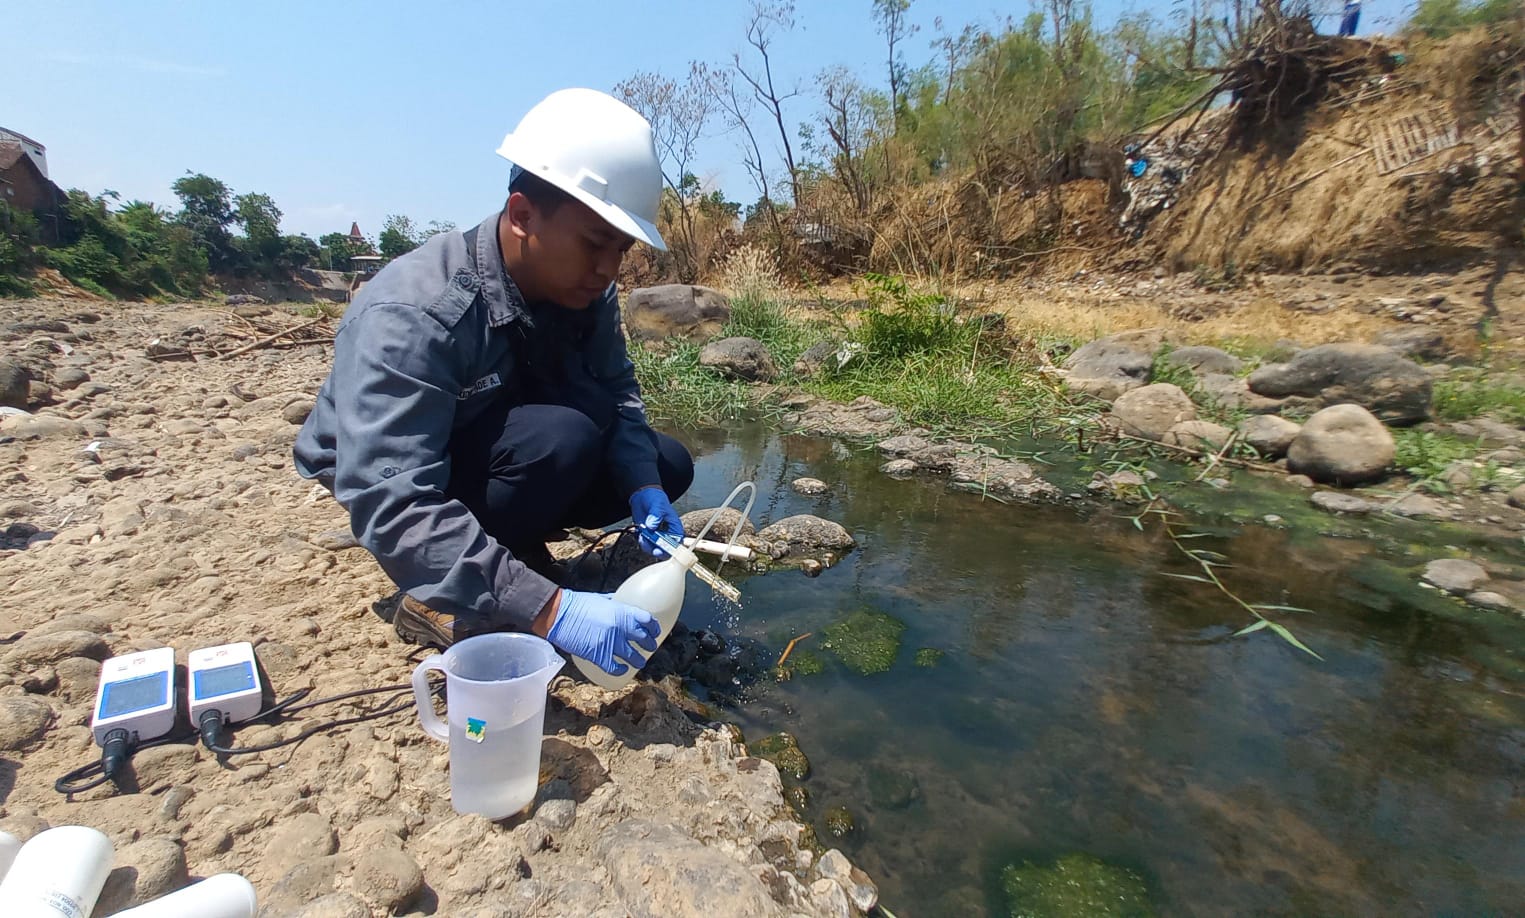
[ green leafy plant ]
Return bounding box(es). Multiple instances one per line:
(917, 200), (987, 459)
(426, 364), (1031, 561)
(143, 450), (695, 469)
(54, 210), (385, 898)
(1393, 429), (1477, 493)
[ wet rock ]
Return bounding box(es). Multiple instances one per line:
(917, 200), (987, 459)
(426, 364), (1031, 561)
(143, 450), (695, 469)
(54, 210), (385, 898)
(625, 284), (731, 342)
(1311, 491), (1373, 514)
(1239, 415), (1300, 458)
(866, 767), (920, 810)
(96, 837), (189, 914)
(282, 399), (315, 425)
(1247, 344), (1431, 423)
(264, 812), (338, 875)
(346, 847), (424, 913)
(822, 608), (905, 675)
(791, 477), (828, 496)
(596, 820), (780, 917)
(816, 849), (879, 913)
(1376, 327), (1450, 361)
(1422, 559), (1489, 595)
(751, 732), (810, 781)
(1510, 484), (1525, 510)
(699, 336), (777, 382)
(0, 359), (31, 409)
(0, 414), (87, 440)
(1111, 383), (1197, 441)
(1385, 493), (1451, 520)
(1287, 405), (1394, 486)
(4, 630), (111, 667)
(680, 507), (755, 541)
(877, 434), (959, 471)
(1164, 420), (1232, 451)
(824, 806), (856, 838)
(1160, 345), (1242, 376)
(0, 696), (53, 750)
(793, 340), (839, 378)
(1087, 469), (1148, 501)
(754, 515), (854, 557)
(880, 458), (917, 476)
(1061, 335), (1153, 401)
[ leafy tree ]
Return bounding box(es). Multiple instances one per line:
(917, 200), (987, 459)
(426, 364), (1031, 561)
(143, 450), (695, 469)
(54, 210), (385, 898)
(318, 231), (366, 270)
(1406, 0), (1518, 37)
(378, 214), (422, 259)
(234, 192), (284, 269)
(172, 172), (236, 270)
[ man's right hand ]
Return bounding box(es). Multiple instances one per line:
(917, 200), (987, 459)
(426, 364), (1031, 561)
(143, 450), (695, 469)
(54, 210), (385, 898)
(542, 589), (659, 675)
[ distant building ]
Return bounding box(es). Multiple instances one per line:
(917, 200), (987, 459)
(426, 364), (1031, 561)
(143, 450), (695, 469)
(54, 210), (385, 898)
(348, 222), (367, 247)
(0, 140), (65, 216)
(0, 128), (49, 178)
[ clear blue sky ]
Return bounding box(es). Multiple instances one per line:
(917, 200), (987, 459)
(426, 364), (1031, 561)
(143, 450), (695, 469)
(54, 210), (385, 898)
(10, 0), (1404, 241)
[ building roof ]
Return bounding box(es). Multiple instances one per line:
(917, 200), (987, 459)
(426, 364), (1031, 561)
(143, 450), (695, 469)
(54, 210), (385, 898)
(0, 142), (26, 172)
(349, 222), (364, 239)
(0, 128), (44, 150)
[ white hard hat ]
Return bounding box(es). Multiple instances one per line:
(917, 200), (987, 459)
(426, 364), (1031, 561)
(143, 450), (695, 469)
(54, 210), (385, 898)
(496, 88), (668, 251)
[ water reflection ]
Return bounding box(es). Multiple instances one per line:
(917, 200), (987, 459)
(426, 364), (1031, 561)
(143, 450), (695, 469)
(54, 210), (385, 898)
(665, 424), (1525, 916)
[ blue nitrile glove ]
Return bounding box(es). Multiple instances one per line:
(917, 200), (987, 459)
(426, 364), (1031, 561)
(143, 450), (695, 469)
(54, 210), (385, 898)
(629, 486), (684, 558)
(546, 590), (660, 676)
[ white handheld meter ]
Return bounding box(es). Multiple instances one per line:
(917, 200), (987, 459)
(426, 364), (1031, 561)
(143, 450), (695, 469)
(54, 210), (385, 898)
(188, 642), (263, 726)
(91, 647), (177, 745)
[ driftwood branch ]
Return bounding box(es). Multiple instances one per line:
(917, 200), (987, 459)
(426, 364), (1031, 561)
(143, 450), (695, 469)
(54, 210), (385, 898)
(217, 316), (328, 360)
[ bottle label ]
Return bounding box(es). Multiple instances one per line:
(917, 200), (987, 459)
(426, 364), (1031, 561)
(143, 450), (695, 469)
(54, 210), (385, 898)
(41, 891), (85, 918)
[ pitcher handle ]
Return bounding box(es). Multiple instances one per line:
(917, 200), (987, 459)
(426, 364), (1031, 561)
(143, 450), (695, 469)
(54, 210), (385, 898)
(411, 655), (449, 742)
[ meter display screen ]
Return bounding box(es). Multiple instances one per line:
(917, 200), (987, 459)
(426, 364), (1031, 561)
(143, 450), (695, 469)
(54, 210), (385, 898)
(99, 671), (169, 718)
(194, 662), (256, 699)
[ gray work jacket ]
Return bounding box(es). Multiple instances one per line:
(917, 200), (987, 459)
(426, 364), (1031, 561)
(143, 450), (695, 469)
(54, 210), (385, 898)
(293, 212), (660, 626)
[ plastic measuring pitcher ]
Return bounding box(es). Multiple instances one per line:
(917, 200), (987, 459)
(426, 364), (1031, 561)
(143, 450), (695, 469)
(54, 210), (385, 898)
(411, 632), (564, 819)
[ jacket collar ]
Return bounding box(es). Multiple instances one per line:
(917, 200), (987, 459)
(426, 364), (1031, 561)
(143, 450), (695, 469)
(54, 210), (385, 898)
(473, 212), (532, 328)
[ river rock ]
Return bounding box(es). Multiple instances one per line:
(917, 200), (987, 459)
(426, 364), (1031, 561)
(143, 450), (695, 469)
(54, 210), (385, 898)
(1161, 345), (1242, 376)
(811, 877), (854, 918)
(1164, 420), (1232, 451)
(534, 797), (577, 832)
(1311, 491), (1373, 514)
(225, 294), (267, 307)
(1286, 404), (1394, 486)
(877, 434), (959, 471)
(1062, 335), (1153, 401)
(699, 337), (776, 382)
(346, 847), (424, 913)
(1466, 591), (1514, 611)
(1450, 418), (1525, 448)
(1509, 484), (1525, 509)
(793, 340), (838, 378)
(1111, 383), (1197, 441)
(816, 849), (879, 913)
(53, 367), (90, 391)
(1196, 373), (1286, 413)
(1239, 415), (1300, 458)
(0, 359), (30, 409)
(1376, 327), (1450, 361)
(1385, 493), (1451, 520)
(4, 630), (111, 667)
(265, 812), (338, 875)
(681, 508), (755, 541)
(0, 414), (87, 440)
(282, 399), (315, 425)
(625, 284), (731, 342)
(595, 820), (781, 917)
(1422, 558), (1489, 595)
(1247, 344), (1432, 423)
(290, 893), (369, 918)
(95, 837), (189, 914)
(791, 477), (828, 496)
(0, 696), (53, 750)
(755, 515), (855, 557)
(881, 458), (917, 476)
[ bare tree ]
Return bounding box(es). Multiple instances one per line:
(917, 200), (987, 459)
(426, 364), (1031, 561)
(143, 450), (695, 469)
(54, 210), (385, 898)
(817, 67), (885, 215)
(733, 0), (802, 204)
(872, 0), (917, 130)
(615, 64), (713, 282)
(707, 66), (787, 246)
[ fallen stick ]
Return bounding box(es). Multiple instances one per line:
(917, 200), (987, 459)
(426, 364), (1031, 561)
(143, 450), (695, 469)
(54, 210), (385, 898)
(1244, 148), (1373, 208)
(1114, 433), (1283, 474)
(1194, 432), (1240, 482)
(776, 633), (813, 668)
(217, 316), (328, 360)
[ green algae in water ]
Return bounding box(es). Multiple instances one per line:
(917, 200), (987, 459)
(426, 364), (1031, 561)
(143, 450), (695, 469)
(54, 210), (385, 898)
(914, 647), (946, 668)
(752, 731), (811, 780)
(1001, 854), (1154, 918)
(822, 607), (906, 675)
(824, 805), (856, 838)
(774, 647), (827, 681)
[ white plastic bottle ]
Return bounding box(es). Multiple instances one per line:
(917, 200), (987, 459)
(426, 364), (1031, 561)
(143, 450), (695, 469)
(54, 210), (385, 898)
(0, 830), (20, 885)
(105, 873), (257, 918)
(572, 542), (699, 690)
(0, 825), (114, 918)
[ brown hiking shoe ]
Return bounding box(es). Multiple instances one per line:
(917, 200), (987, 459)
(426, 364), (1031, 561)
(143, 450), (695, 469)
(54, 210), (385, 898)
(393, 596), (473, 650)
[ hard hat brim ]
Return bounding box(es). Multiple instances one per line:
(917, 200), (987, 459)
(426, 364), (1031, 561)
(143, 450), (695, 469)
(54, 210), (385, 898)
(496, 139), (669, 252)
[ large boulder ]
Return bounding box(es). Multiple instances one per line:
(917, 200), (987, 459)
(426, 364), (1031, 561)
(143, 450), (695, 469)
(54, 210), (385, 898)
(1161, 345), (1243, 377)
(625, 285), (731, 342)
(1247, 344), (1432, 424)
(1062, 335), (1153, 401)
(754, 515), (855, 558)
(699, 337), (776, 382)
(1375, 328), (1451, 362)
(1110, 383), (1197, 441)
(1286, 404), (1395, 486)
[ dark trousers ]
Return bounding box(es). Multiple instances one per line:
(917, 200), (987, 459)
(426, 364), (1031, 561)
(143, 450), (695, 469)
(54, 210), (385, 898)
(444, 402), (693, 557)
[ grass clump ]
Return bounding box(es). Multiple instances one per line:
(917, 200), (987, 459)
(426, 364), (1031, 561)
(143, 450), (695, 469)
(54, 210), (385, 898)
(630, 339), (755, 426)
(1433, 370), (1525, 425)
(1000, 853), (1155, 918)
(821, 607), (906, 675)
(1393, 429), (1478, 493)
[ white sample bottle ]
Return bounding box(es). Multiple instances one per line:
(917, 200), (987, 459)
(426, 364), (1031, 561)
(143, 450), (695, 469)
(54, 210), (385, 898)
(0, 825), (114, 918)
(105, 873), (258, 918)
(0, 830), (20, 885)
(572, 542), (698, 690)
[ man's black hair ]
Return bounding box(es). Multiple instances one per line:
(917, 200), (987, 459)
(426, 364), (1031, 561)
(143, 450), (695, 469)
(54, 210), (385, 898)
(508, 169), (574, 215)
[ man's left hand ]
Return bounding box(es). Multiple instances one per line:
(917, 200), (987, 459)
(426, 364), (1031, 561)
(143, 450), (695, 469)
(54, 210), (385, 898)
(629, 486), (684, 558)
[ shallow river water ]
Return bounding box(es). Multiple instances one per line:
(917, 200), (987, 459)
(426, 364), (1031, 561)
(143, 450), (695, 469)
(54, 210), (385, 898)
(667, 424), (1525, 917)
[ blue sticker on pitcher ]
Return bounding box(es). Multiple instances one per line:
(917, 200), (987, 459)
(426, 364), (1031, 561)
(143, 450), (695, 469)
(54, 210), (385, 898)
(466, 717), (487, 743)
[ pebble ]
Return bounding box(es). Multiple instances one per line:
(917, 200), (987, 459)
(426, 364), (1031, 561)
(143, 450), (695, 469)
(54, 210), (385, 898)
(0, 696), (54, 750)
(586, 723), (615, 747)
(534, 798), (577, 832)
(283, 399), (316, 425)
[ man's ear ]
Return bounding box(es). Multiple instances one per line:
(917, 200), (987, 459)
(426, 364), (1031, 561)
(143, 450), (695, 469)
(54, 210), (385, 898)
(504, 191), (536, 242)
